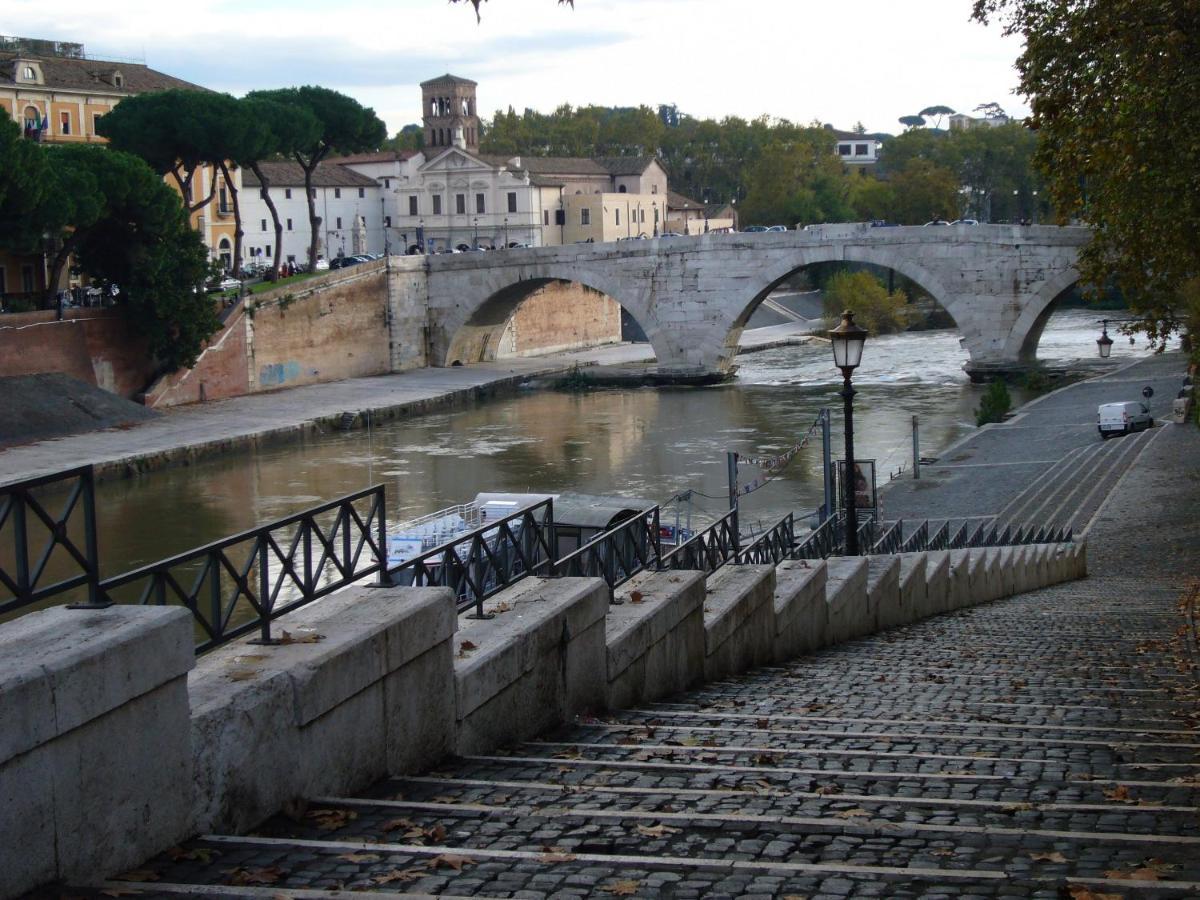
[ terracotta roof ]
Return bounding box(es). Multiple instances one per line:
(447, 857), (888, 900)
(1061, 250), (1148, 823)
(668, 190), (704, 210)
(420, 73), (477, 87)
(0, 52), (205, 95)
(242, 161), (379, 189)
(324, 149), (420, 165)
(598, 156), (657, 176)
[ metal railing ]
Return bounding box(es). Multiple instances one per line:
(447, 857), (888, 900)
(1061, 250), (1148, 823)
(899, 520), (928, 554)
(664, 508), (739, 575)
(1, 466), (100, 615)
(542, 506), (662, 595)
(99, 485), (386, 652)
(388, 498), (556, 617)
(736, 513), (795, 565)
(793, 516), (841, 560)
(872, 519), (905, 555)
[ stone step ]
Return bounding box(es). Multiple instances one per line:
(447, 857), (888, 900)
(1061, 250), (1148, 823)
(1066, 426), (1158, 533)
(96, 803), (1200, 897)
(996, 440), (1103, 526)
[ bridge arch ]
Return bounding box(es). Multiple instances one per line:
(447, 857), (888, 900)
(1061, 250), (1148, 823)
(1008, 266), (1082, 361)
(719, 246), (961, 371)
(437, 261), (659, 367)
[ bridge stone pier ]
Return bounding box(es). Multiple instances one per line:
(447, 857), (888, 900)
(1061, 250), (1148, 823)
(416, 223), (1089, 379)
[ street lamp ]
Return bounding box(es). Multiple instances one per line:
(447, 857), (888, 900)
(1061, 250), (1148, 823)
(1097, 319), (1114, 358)
(473, 216), (478, 248)
(503, 216), (509, 248)
(829, 309), (868, 556)
(380, 197), (390, 256)
(1031, 190), (1038, 225)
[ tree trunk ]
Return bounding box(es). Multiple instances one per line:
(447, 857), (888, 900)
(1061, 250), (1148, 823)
(250, 162), (285, 281)
(42, 231), (84, 307)
(170, 166), (218, 217)
(295, 149), (329, 270)
(220, 162), (244, 277)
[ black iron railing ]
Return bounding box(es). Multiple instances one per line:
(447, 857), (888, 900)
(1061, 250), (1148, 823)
(542, 506), (662, 595)
(928, 521), (950, 550)
(664, 507), (739, 575)
(899, 520), (927, 553)
(100, 485), (386, 652)
(736, 513), (795, 565)
(872, 519), (905, 555)
(0, 466), (100, 616)
(793, 515), (841, 560)
(388, 498), (556, 617)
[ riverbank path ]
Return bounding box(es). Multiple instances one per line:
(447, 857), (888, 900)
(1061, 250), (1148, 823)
(82, 419), (1200, 896)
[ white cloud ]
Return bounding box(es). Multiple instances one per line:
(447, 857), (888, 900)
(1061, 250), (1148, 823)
(5, 0), (1029, 135)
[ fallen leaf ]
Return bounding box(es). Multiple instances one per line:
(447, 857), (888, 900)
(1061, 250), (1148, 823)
(1108, 867), (1160, 881)
(166, 846), (219, 863)
(380, 817), (417, 832)
(816, 784), (842, 795)
(424, 823), (447, 842)
(114, 871), (159, 883)
(1066, 888), (1124, 900)
(636, 823), (681, 837)
(603, 879), (641, 896)
(1002, 802), (1035, 813)
(755, 718), (770, 729)
(629, 590), (644, 604)
(834, 807), (871, 819)
(426, 853), (474, 871)
(305, 808), (357, 830)
(337, 852), (382, 863)
(1103, 785), (1134, 803)
(540, 851), (578, 862)
(279, 629), (323, 644)
(225, 866), (287, 886)
(372, 867), (424, 885)
(930, 848), (953, 857)
(1029, 851), (1068, 862)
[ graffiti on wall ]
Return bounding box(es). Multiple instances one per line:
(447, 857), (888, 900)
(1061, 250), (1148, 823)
(258, 361), (304, 387)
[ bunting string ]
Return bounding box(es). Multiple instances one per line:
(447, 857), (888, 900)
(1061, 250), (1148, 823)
(736, 411), (825, 496)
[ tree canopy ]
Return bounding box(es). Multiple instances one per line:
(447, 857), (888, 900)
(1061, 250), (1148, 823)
(973, 0), (1200, 348)
(247, 86), (386, 267)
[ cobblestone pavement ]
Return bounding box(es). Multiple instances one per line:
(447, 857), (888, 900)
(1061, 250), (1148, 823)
(0, 325), (810, 486)
(63, 424), (1197, 898)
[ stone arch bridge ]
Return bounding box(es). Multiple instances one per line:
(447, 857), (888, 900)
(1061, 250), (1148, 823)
(412, 223), (1090, 379)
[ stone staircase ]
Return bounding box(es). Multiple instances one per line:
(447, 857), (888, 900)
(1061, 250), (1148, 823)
(993, 426), (1158, 534)
(68, 541), (1200, 899)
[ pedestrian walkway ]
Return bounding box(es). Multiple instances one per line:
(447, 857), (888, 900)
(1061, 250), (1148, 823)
(0, 325), (811, 486)
(82, 427), (1199, 895)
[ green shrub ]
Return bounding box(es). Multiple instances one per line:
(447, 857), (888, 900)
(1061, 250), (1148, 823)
(975, 380), (1012, 426)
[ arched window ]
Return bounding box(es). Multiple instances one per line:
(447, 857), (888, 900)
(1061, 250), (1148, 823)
(218, 237), (233, 270)
(618, 185), (627, 193)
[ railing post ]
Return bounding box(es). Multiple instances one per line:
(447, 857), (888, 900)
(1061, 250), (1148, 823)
(253, 537), (275, 645)
(12, 490), (29, 606)
(652, 508), (662, 569)
(375, 486), (389, 586)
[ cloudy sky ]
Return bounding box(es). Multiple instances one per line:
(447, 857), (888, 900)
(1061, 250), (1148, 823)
(7, 0), (1028, 136)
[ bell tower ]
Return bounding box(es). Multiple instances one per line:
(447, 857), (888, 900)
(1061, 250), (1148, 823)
(420, 74), (479, 154)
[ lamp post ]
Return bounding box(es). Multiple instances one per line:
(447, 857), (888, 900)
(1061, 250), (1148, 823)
(1031, 190), (1038, 225)
(504, 216), (509, 249)
(380, 197), (390, 256)
(473, 216), (478, 249)
(829, 309), (868, 556)
(1097, 319), (1114, 358)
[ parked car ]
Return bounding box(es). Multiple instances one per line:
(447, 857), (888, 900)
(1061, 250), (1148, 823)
(950, 219), (980, 226)
(313, 258), (330, 271)
(1098, 401), (1153, 438)
(743, 225), (769, 233)
(766, 225), (788, 232)
(205, 276), (241, 293)
(923, 220), (951, 227)
(659, 231), (684, 238)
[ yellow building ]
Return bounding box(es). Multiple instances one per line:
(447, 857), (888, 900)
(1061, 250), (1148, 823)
(0, 36), (237, 300)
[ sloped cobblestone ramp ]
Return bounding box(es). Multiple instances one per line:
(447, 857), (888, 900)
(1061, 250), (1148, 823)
(76, 421), (1198, 897)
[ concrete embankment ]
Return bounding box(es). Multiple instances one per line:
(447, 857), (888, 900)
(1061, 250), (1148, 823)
(0, 325), (811, 487)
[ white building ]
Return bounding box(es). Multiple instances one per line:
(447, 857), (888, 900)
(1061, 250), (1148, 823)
(240, 161), (384, 267)
(829, 129), (882, 165)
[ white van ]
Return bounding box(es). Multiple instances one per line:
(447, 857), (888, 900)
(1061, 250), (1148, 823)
(1097, 401), (1153, 438)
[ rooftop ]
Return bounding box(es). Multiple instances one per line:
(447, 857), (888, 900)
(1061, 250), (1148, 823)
(0, 49), (203, 94)
(242, 161), (379, 189)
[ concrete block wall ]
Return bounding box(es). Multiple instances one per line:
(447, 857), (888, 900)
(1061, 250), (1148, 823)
(453, 577), (609, 755)
(189, 584), (456, 834)
(0, 606), (195, 898)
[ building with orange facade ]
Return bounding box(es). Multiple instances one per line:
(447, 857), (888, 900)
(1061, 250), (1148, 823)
(0, 36), (237, 302)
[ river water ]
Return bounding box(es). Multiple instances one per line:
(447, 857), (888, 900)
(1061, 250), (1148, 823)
(77, 307), (1156, 577)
